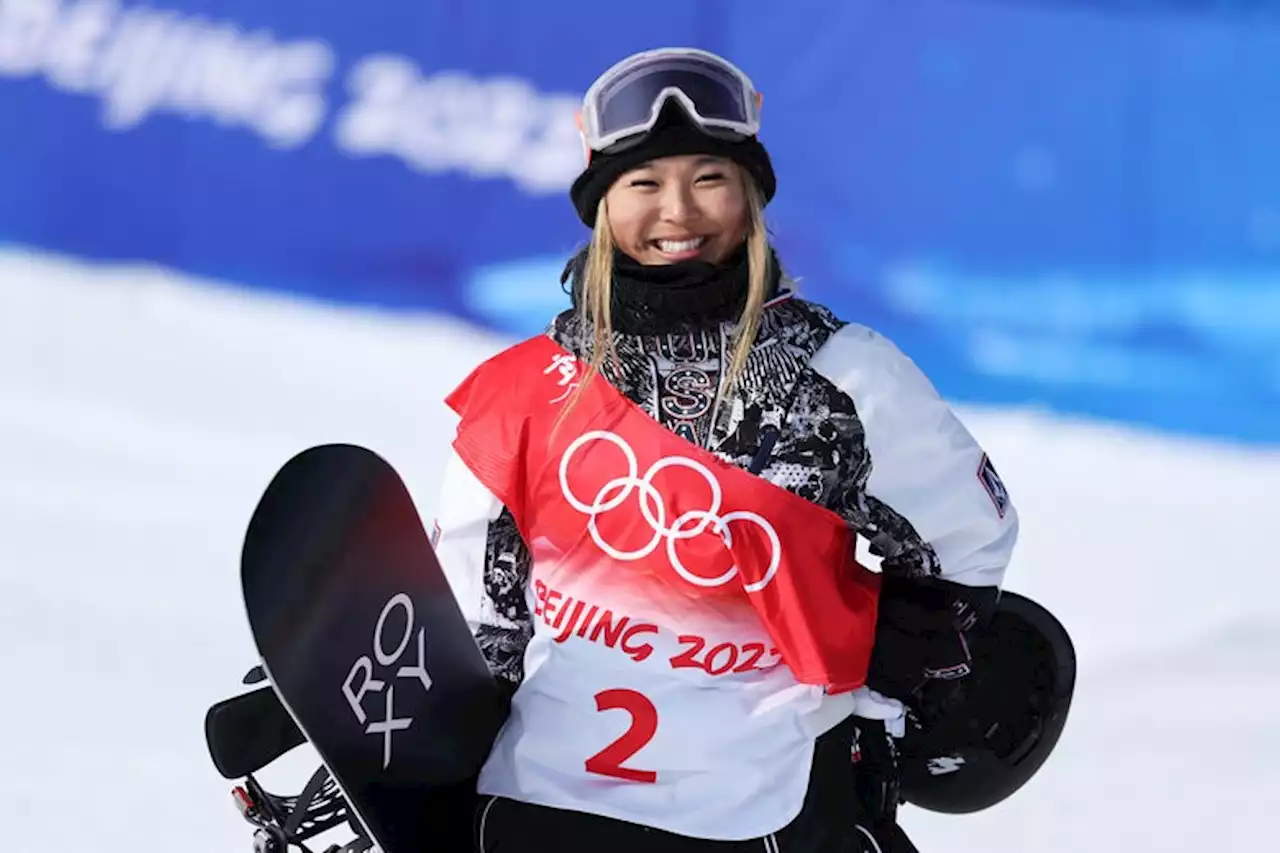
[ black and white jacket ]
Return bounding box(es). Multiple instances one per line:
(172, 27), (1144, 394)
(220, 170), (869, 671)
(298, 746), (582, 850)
(435, 285), (1018, 725)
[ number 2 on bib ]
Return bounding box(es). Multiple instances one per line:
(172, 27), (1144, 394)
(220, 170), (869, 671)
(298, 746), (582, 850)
(584, 689), (658, 784)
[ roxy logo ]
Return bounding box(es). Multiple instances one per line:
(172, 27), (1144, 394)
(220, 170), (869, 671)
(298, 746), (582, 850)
(341, 593), (433, 769)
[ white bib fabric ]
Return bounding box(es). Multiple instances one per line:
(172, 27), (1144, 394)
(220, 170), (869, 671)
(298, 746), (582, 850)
(476, 572), (856, 840)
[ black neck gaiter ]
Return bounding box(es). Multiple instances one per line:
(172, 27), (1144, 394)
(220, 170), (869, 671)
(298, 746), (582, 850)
(562, 244), (780, 336)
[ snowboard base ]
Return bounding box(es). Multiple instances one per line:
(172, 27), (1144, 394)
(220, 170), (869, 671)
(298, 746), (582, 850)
(236, 444), (504, 853)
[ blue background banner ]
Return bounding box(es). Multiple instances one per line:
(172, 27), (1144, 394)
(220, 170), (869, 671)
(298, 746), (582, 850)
(3, 0), (1278, 441)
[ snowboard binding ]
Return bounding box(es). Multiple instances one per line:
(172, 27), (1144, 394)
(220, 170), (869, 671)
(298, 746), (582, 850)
(207, 667), (375, 853)
(230, 766), (370, 853)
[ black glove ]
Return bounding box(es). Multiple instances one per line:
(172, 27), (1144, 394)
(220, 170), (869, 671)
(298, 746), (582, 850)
(866, 574), (998, 726)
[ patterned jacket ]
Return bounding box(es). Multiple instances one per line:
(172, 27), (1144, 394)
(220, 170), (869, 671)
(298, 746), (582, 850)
(435, 285), (1017, 703)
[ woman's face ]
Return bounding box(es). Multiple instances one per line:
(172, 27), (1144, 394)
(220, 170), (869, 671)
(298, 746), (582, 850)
(604, 155), (749, 266)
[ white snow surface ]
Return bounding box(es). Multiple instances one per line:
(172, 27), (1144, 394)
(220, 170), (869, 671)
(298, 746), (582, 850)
(1, 246), (1277, 852)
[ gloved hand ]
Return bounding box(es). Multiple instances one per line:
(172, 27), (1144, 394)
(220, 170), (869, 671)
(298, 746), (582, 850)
(866, 574), (998, 727)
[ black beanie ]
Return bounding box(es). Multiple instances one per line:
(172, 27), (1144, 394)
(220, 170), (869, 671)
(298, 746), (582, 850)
(569, 102), (776, 228)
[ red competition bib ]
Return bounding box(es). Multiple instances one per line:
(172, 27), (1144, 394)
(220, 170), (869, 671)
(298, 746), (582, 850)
(446, 336), (880, 693)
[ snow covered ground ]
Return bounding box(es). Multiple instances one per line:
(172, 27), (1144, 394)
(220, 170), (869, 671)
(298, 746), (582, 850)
(1, 246), (1277, 852)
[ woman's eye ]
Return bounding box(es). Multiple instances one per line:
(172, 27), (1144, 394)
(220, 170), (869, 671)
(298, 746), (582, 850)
(629, 178), (658, 188)
(696, 171), (727, 183)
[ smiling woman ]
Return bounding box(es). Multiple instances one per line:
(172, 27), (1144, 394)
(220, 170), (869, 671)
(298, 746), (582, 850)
(434, 46), (1026, 853)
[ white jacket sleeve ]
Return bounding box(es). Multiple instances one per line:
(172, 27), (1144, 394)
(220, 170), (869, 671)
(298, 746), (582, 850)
(432, 447), (533, 684)
(810, 324), (1017, 589)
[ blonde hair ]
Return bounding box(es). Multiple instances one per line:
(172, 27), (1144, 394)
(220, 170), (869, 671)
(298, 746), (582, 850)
(564, 167), (772, 420)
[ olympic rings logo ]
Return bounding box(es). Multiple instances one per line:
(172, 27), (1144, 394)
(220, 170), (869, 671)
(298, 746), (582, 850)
(558, 431), (781, 592)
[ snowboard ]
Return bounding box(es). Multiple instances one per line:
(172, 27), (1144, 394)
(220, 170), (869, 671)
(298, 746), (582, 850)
(240, 443), (505, 853)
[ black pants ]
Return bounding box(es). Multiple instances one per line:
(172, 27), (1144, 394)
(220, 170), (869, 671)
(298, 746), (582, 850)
(472, 717), (920, 852)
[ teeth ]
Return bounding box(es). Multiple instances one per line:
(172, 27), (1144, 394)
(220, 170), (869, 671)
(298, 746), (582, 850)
(656, 237), (706, 254)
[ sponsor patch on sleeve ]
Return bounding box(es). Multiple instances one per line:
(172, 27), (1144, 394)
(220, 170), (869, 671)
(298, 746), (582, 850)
(977, 454), (1010, 518)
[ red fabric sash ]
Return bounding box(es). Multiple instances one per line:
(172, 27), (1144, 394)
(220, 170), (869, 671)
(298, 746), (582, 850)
(445, 336), (880, 693)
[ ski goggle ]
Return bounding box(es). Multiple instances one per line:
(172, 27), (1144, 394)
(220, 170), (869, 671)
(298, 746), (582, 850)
(577, 48), (763, 155)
